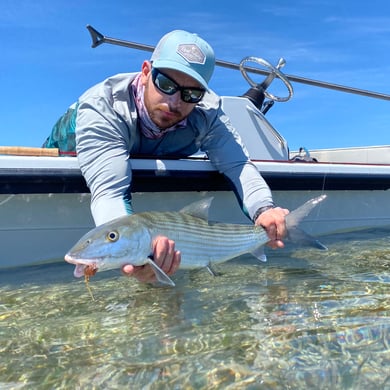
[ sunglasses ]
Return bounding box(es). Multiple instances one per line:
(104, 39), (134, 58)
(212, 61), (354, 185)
(151, 68), (206, 103)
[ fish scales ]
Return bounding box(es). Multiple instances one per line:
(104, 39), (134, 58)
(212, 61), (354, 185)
(136, 211), (267, 267)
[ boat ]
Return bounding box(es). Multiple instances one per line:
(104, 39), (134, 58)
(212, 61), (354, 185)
(1, 26), (389, 269)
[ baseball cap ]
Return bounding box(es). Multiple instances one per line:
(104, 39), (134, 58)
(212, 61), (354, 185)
(151, 30), (215, 90)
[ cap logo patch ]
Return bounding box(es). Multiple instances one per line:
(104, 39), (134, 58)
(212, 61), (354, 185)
(177, 44), (206, 64)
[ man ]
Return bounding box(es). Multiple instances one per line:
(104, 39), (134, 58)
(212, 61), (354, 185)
(44, 29), (289, 283)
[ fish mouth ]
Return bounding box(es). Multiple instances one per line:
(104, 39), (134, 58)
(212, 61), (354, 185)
(64, 254), (99, 278)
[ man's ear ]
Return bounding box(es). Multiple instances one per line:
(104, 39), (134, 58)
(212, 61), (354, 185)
(140, 61), (151, 86)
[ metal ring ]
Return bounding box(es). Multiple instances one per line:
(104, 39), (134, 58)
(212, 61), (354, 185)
(239, 56), (293, 102)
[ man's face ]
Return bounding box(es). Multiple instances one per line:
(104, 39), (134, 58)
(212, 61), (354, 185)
(141, 61), (202, 129)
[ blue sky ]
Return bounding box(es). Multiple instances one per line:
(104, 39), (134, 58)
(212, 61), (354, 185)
(1, 0), (389, 151)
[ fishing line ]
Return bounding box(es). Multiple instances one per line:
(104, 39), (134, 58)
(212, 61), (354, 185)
(312, 172), (328, 232)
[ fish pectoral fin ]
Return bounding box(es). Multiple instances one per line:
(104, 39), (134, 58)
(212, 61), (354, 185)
(250, 246), (267, 262)
(287, 227), (328, 250)
(146, 257), (175, 287)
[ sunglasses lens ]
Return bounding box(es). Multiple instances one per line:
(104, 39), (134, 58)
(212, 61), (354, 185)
(152, 68), (205, 103)
(153, 71), (177, 95)
(181, 89), (204, 103)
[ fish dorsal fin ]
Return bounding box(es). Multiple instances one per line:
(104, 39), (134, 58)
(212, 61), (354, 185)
(179, 197), (213, 220)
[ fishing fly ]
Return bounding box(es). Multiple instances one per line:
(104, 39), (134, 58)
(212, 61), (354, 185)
(84, 264), (98, 301)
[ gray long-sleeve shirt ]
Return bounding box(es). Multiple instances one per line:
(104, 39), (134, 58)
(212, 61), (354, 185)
(72, 72), (273, 226)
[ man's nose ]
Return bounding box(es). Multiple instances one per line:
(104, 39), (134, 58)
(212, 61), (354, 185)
(167, 91), (182, 108)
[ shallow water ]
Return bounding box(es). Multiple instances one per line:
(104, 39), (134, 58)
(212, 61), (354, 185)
(0, 228), (389, 389)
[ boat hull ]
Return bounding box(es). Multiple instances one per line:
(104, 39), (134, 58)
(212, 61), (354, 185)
(1, 155), (389, 269)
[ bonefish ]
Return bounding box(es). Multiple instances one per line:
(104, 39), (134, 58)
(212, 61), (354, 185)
(65, 195), (327, 286)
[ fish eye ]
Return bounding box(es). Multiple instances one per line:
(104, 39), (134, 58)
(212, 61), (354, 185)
(106, 230), (119, 242)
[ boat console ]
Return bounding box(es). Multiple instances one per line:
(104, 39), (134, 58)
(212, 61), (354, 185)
(221, 56), (293, 161)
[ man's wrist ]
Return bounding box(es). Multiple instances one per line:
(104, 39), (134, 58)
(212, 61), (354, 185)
(252, 204), (275, 223)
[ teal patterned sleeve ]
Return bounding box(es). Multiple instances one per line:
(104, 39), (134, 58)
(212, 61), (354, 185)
(42, 102), (78, 152)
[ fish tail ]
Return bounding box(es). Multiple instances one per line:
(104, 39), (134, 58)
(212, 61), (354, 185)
(287, 226), (328, 250)
(285, 195), (328, 250)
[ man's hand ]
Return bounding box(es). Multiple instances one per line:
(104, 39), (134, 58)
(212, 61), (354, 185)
(255, 207), (289, 249)
(121, 236), (181, 283)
